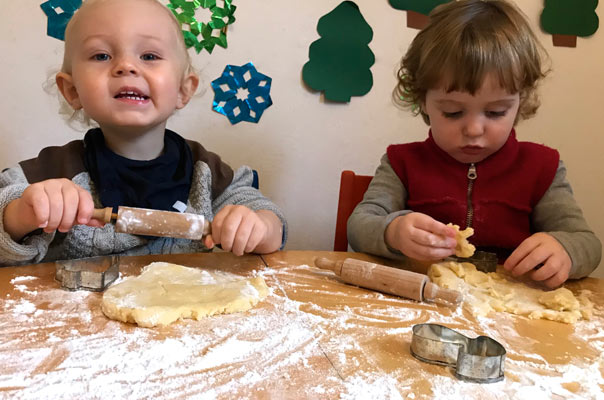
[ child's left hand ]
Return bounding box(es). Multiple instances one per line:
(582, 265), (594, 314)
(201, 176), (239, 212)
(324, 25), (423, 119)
(503, 232), (571, 288)
(203, 205), (281, 256)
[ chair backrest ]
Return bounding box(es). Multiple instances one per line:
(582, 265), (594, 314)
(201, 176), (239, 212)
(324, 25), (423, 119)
(334, 170), (373, 251)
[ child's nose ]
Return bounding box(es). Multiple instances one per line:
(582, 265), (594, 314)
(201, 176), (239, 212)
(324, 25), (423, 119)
(462, 116), (485, 137)
(112, 58), (138, 76)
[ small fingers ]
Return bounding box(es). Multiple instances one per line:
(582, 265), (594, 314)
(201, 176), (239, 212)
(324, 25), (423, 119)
(203, 235), (215, 249)
(244, 221), (267, 254)
(530, 261), (556, 282)
(504, 241), (544, 277)
(542, 269), (569, 289)
(414, 216), (457, 240)
(231, 216), (256, 256)
(57, 184), (80, 232)
(215, 208), (243, 253)
(411, 227), (457, 249)
(76, 187), (95, 225)
(43, 184), (65, 232)
(25, 185), (51, 228)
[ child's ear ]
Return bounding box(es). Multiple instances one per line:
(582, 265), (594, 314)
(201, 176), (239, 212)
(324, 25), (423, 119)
(56, 72), (82, 110)
(176, 72), (199, 109)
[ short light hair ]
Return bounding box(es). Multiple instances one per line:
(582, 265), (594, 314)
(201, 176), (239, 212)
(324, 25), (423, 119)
(395, 0), (549, 125)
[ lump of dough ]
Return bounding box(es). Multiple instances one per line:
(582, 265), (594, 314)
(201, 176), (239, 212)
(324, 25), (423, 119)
(538, 287), (580, 311)
(447, 223), (476, 258)
(101, 262), (269, 328)
(428, 261), (591, 324)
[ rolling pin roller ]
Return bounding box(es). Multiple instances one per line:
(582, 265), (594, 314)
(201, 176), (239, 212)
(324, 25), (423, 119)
(92, 206), (211, 240)
(314, 257), (461, 306)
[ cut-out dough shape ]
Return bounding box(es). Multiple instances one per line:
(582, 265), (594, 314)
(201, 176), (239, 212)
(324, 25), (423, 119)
(447, 223), (476, 258)
(102, 262), (268, 327)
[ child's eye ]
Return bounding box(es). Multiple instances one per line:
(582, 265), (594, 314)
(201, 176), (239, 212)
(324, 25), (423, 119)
(442, 111), (463, 119)
(486, 110), (507, 118)
(92, 53), (110, 61)
(141, 53), (160, 61)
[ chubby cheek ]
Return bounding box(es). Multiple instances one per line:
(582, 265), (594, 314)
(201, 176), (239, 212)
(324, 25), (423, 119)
(430, 119), (460, 148)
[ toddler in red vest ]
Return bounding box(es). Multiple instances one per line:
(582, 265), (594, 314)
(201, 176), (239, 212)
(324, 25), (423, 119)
(348, 0), (601, 288)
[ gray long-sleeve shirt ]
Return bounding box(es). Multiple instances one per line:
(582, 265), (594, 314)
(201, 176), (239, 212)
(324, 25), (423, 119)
(348, 154), (601, 279)
(0, 140), (287, 266)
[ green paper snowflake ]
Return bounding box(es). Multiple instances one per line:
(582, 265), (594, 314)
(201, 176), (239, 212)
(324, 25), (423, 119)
(168, 0), (236, 54)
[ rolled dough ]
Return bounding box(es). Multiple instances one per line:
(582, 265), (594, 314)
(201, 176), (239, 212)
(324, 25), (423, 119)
(101, 262), (269, 327)
(428, 261), (592, 324)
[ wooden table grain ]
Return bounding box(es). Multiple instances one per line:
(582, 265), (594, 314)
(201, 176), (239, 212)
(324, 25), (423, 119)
(1, 251), (603, 399)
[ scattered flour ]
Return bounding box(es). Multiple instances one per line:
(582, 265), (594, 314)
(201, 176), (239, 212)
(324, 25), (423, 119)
(1, 264), (603, 399)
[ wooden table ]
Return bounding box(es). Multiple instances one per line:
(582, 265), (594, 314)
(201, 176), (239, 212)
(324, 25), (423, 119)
(1, 251), (603, 399)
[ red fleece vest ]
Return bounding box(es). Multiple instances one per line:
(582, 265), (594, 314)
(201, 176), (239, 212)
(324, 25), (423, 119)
(387, 130), (559, 250)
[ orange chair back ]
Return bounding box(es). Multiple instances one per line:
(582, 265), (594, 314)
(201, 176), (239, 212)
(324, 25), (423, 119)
(334, 170), (373, 251)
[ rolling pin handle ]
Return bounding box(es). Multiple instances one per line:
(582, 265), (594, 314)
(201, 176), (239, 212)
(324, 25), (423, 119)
(314, 257), (343, 275)
(423, 282), (462, 306)
(92, 207), (117, 224)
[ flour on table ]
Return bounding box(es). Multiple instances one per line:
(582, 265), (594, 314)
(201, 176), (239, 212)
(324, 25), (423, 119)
(428, 261), (592, 323)
(101, 262), (269, 327)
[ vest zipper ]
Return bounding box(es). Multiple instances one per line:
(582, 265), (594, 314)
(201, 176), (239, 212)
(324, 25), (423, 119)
(466, 163), (477, 228)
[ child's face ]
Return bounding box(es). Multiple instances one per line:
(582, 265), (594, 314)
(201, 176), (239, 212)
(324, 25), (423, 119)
(59, 0), (193, 131)
(423, 74), (520, 164)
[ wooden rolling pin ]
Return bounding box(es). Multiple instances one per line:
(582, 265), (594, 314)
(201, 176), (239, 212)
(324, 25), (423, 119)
(92, 206), (211, 240)
(314, 257), (461, 305)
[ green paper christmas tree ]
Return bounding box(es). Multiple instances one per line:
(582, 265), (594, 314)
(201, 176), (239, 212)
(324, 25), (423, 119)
(389, 0), (452, 29)
(302, 1), (375, 102)
(541, 0), (599, 47)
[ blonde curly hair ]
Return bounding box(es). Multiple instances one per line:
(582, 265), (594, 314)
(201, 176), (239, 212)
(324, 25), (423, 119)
(394, 0), (549, 125)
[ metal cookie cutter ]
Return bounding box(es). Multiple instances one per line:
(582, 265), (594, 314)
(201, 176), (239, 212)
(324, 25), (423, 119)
(56, 255), (120, 291)
(410, 323), (506, 383)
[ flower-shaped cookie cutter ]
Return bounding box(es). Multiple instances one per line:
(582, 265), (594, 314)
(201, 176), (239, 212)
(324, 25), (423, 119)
(411, 323), (506, 383)
(56, 255), (119, 292)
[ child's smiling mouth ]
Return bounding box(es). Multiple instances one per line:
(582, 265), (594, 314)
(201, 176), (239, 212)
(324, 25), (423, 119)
(114, 87), (150, 103)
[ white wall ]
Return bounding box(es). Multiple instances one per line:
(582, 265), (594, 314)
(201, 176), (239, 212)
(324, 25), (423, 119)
(2, 1), (603, 277)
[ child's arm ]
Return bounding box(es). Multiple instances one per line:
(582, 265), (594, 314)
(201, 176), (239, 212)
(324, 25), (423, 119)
(504, 161), (602, 286)
(348, 154), (456, 260)
(4, 179), (99, 242)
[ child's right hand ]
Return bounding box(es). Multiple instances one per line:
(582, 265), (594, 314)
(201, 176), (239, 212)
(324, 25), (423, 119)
(3, 179), (102, 241)
(385, 212), (457, 261)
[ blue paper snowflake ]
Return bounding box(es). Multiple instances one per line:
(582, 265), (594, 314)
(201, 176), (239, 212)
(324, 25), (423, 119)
(211, 63), (273, 124)
(40, 0), (82, 41)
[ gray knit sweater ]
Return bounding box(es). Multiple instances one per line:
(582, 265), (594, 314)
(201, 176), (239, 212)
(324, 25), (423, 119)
(348, 154), (601, 279)
(0, 140), (287, 266)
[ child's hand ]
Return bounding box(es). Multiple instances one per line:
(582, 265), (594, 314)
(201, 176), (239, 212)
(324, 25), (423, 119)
(385, 212), (457, 261)
(4, 179), (101, 241)
(204, 205), (281, 256)
(503, 232), (571, 288)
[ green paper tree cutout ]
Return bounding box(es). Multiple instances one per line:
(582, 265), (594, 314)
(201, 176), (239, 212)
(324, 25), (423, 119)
(389, 0), (452, 30)
(541, 0), (599, 47)
(302, 1), (375, 103)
